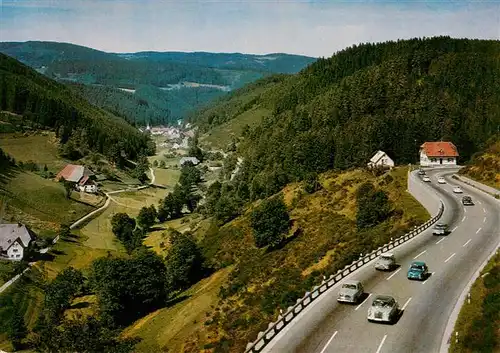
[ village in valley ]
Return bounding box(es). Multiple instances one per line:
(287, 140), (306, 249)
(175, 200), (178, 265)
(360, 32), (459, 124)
(0, 118), (235, 286)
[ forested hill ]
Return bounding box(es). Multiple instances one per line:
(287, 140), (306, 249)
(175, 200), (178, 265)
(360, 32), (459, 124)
(0, 41), (316, 124)
(0, 53), (154, 160)
(193, 36), (500, 201)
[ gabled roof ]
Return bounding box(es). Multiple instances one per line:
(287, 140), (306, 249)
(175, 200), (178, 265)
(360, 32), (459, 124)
(180, 157), (200, 165)
(420, 142), (459, 157)
(56, 164), (93, 183)
(370, 150), (390, 164)
(78, 175), (95, 186)
(0, 224), (32, 250)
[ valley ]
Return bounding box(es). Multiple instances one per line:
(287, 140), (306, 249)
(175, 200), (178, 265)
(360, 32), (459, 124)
(0, 35), (499, 353)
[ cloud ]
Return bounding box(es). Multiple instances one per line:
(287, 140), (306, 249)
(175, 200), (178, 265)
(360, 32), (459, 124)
(1, 0), (499, 56)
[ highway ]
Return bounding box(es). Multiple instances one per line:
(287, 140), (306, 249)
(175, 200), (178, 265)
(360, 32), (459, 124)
(262, 168), (500, 353)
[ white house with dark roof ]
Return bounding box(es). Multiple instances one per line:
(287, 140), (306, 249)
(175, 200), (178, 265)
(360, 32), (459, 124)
(0, 224), (33, 261)
(367, 150), (394, 169)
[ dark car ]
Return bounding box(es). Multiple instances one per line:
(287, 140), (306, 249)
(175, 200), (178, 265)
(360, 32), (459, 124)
(418, 169), (426, 175)
(432, 222), (449, 236)
(462, 196), (474, 206)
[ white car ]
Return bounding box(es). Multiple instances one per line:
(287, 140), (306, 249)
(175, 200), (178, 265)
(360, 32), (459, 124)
(453, 186), (463, 193)
(375, 253), (397, 271)
(422, 176), (431, 182)
(367, 295), (400, 324)
(437, 177), (446, 184)
(337, 280), (364, 304)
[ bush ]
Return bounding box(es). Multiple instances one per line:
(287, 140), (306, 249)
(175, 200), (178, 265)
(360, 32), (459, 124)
(165, 231), (205, 291)
(250, 194), (290, 248)
(355, 182), (391, 229)
(304, 172), (321, 194)
(137, 205), (157, 230)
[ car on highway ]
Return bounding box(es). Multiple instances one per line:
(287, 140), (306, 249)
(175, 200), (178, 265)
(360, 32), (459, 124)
(407, 261), (429, 281)
(422, 176), (431, 182)
(437, 177), (446, 184)
(375, 253), (397, 271)
(418, 169), (426, 175)
(462, 196), (474, 206)
(453, 186), (463, 193)
(432, 222), (449, 235)
(367, 295), (400, 324)
(337, 280), (364, 304)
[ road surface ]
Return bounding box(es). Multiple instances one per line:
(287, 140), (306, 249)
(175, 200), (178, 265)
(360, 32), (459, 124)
(262, 168), (499, 353)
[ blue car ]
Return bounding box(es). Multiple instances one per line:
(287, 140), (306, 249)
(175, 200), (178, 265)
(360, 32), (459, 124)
(407, 261), (428, 281)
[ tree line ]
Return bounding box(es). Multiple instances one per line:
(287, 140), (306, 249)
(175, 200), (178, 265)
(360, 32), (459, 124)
(192, 37), (500, 219)
(0, 53), (155, 162)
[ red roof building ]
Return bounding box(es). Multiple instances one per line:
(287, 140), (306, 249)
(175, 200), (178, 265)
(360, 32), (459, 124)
(419, 142), (459, 166)
(55, 164), (97, 193)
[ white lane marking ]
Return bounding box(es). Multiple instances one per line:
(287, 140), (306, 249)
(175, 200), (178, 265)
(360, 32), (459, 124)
(461, 216), (466, 222)
(436, 238), (446, 245)
(401, 297), (412, 311)
(451, 226), (458, 232)
(483, 208), (486, 213)
(319, 330), (338, 353)
(375, 335), (388, 353)
(414, 250), (427, 259)
(386, 268), (401, 280)
(476, 228), (482, 234)
(355, 293), (372, 311)
(483, 217), (487, 223)
(477, 200), (482, 205)
(463, 207), (467, 213)
(422, 272), (435, 285)
(463, 239), (471, 247)
(444, 253), (456, 263)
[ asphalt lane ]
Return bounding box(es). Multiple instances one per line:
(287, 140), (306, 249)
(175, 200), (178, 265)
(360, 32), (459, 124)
(262, 168), (499, 353)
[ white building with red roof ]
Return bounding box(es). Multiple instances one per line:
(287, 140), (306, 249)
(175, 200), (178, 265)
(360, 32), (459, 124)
(419, 141), (459, 167)
(55, 164), (98, 193)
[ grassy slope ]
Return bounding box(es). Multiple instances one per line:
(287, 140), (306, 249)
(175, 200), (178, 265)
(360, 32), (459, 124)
(122, 267), (232, 353)
(135, 167), (428, 352)
(0, 269), (44, 352)
(0, 132), (67, 172)
(449, 252), (500, 353)
(202, 107), (271, 150)
(459, 139), (500, 190)
(0, 168), (94, 233)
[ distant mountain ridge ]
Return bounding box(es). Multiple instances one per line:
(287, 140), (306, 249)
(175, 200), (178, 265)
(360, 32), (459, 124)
(0, 41), (316, 124)
(0, 41), (316, 87)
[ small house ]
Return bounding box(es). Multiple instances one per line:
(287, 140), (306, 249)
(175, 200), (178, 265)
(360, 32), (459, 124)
(367, 150), (394, 169)
(419, 142), (458, 167)
(56, 164), (98, 193)
(0, 224), (33, 261)
(180, 157), (200, 166)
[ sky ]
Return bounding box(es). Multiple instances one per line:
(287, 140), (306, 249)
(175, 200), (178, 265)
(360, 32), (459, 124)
(1, 0), (499, 57)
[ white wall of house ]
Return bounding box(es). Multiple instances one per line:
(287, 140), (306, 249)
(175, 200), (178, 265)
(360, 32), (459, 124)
(78, 184), (98, 193)
(420, 151), (457, 166)
(6, 240), (24, 261)
(369, 156), (394, 168)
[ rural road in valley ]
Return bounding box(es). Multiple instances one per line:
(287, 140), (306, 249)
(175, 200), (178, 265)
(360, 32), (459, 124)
(0, 167), (157, 294)
(262, 168), (500, 353)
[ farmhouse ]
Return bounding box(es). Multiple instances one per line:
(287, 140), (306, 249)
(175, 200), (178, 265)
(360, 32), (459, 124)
(180, 157), (200, 166)
(419, 142), (459, 167)
(0, 224), (33, 261)
(367, 150), (394, 169)
(56, 164), (98, 193)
